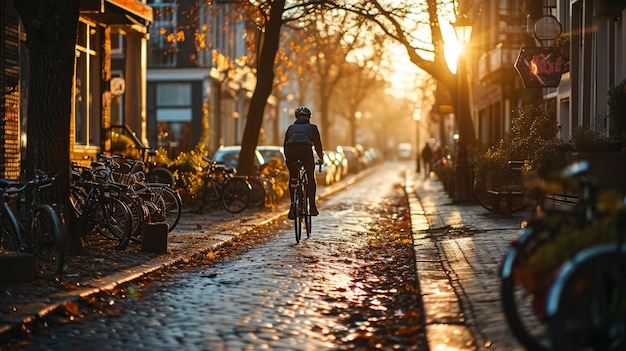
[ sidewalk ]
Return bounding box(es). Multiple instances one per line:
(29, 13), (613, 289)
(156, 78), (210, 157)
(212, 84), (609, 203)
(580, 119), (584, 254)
(406, 170), (529, 351)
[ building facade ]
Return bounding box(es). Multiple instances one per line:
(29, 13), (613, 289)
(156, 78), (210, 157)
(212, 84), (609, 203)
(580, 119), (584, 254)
(0, 0), (152, 179)
(146, 0), (264, 157)
(460, 0), (625, 150)
(554, 0), (624, 139)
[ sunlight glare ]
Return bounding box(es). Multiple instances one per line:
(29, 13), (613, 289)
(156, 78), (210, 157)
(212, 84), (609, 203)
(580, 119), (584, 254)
(441, 20), (461, 74)
(444, 41), (461, 74)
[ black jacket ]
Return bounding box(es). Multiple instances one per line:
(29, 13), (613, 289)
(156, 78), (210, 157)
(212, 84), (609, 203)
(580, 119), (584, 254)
(284, 117), (324, 158)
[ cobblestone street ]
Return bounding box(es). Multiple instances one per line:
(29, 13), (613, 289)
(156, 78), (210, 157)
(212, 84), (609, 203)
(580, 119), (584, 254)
(1, 162), (537, 350)
(2, 163), (428, 350)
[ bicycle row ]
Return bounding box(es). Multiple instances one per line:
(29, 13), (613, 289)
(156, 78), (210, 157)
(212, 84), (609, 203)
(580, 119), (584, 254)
(0, 153), (186, 278)
(169, 154), (288, 214)
(70, 154), (183, 251)
(500, 161), (626, 350)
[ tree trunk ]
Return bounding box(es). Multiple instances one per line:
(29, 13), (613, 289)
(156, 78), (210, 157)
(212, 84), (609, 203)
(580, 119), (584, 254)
(15, 0), (81, 254)
(238, 0), (286, 176)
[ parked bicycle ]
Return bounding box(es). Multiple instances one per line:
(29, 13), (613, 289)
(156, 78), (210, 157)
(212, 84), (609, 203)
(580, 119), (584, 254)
(289, 160), (322, 244)
(248, 161), (286, 208)
(500, 161), (625, 350)
(176, 159), (251, 214)
(97, 154), (182, 241)
(70, 164), (133, 250)
(544, 177), (626, 349)
(105, 124), (176, 188)
(0, 171), (65, 278)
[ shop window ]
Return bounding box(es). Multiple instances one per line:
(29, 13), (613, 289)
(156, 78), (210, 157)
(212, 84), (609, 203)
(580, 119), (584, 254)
(74, 20), (98, 146)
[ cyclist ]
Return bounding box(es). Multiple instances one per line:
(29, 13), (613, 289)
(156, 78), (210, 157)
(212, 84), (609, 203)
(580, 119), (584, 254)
(284, 106), (324, 219)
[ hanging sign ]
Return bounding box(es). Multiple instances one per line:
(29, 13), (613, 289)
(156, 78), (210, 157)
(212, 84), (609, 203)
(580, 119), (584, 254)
(110, 77), (126, 95)
(514, 47), (566, 88)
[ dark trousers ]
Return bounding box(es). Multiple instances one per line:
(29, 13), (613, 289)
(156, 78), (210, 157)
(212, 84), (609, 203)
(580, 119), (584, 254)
(285, 144), (316, 205)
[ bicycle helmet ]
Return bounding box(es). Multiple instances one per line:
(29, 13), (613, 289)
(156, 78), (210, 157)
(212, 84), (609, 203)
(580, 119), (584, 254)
(294, 106), (311, 118)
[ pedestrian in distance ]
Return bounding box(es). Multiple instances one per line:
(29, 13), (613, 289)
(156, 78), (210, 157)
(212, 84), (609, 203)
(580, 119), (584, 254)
(283, 106), (324, 219)
(421, 142), (433, 179)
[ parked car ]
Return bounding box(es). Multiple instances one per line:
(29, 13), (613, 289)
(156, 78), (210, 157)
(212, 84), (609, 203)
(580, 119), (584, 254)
(334, 148), (349, 178)
(212, 146), (265, 170)
(397, 143), (413, 160)
(337, 145), (361, 174)
(256, 145), (286, 164)
(255, 145), (289, 198)
(367, 147), (382, 166)
(314, 152), (337, 186)
(326, 151), (343, 183)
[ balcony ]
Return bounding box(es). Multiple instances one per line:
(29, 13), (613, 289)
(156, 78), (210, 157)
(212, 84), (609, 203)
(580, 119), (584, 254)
(478, 44), (519, 84)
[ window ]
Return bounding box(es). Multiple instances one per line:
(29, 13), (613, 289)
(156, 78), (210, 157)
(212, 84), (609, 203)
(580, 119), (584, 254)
(155, 83), (192, 155)
(74, 20), (98, 146)
(148, 0), (178, 67)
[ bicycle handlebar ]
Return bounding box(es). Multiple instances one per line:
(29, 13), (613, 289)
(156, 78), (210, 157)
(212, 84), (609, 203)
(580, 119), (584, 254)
(2, 172), (56, 195)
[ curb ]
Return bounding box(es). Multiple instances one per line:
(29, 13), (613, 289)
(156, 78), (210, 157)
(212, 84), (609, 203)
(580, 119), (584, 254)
(405, 171), (477, 351)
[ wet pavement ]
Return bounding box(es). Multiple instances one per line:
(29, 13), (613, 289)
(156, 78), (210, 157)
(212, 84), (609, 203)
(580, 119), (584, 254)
(0, 162), (533, 350)
(3, 162), (427, 350)
(407, 171), (529, 351)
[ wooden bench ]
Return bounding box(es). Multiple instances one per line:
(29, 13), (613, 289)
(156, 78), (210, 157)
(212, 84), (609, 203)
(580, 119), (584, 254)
(542, 189), (579, 210)
(486, 160), (526, 216)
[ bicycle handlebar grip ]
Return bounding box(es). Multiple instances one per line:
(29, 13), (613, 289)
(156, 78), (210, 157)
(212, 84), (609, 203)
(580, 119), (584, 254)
(37, 177), (55, 188)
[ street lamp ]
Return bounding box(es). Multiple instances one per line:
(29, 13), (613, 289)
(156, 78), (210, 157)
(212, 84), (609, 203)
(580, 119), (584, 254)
(452, 15), (473, 203)
(413, 109), (422, 173)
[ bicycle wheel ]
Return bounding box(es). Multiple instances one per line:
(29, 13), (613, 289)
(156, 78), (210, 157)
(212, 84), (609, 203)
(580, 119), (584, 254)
(248, 178), (267, 207)
(92, 197), (132, 250)
(294, 185), (302, 244)
(546, 244), (626, 351)
(119, 194), (147, 242)
(474, 178), (495, 212)
(0, 207), (19, 252)
(27, 204), (65, 277)
(220, 177), (251, 213)
(500, 224), (553, 351)
(303, 185), (311, 238)
(146, 184), (182, 232)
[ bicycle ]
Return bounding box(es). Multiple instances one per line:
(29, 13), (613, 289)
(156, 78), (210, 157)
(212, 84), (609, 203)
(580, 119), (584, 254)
(248, 161), (285, 208)
(98, 155), (182, 240)
(290, 160), (322, 244)
(105, 124), (176, 188)
(544, 186), (626, 349)
(499, 161), (602, 351)
(0, 171), (65, 278)
(178, 159), (251, 214)
(70, 165), (133, 250)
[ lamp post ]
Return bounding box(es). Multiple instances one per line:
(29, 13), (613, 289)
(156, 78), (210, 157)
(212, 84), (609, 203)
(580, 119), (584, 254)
(413, 109), (422, 173)
(452, 15), (473, 203)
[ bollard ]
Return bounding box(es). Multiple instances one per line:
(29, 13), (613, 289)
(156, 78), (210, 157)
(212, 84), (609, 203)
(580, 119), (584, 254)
(0, 252), (36, 283)
(141, 222), (169, 254)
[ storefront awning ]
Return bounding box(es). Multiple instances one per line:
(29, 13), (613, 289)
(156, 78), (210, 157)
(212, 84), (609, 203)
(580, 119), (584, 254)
(81, 0), (153, 26)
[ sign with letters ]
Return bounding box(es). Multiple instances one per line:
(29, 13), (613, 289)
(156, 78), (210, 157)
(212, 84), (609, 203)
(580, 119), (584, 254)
(514, 47), (566, 88)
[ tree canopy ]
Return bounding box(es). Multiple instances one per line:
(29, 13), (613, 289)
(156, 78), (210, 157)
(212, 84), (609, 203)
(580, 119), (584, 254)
(234, 0), (475, 174)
